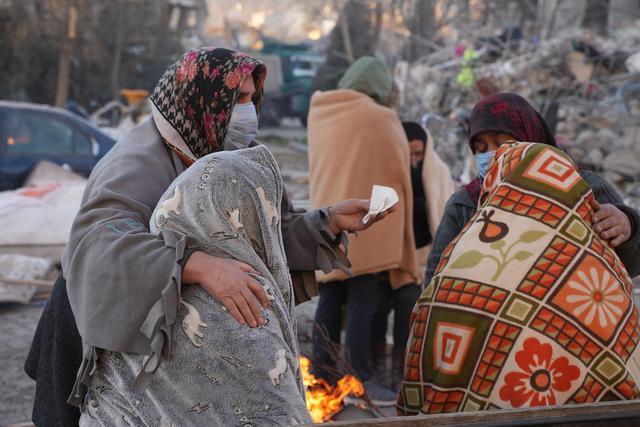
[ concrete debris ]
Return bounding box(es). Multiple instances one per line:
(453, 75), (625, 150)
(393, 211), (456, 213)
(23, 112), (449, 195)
(0, 254), (54, 304)
(396, 27), (640, 212)
(0, 161), (86, 263)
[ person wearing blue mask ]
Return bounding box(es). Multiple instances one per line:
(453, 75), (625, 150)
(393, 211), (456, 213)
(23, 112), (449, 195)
(424, 92), (640, 287)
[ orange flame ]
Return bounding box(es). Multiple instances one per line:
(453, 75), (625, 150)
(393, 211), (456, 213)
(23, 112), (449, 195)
(300, 356), (365, 423)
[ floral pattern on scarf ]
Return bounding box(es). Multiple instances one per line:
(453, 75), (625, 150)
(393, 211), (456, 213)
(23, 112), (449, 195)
(150, 47), (266, 160)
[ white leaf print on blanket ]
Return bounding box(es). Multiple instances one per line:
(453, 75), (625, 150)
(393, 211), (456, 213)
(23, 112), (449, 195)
(268, 349), (287, 386)
(180, 299), (206, 347)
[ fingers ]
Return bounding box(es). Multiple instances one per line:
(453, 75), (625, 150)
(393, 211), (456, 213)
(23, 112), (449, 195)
(599, 224), (622, 240)
(371, 206), (397, 223)
(236, 261), (261, 276)
(592, 204), (614, 225)
(592, 205), (631, 245)
(222, 297), (245, 325)
(247, 278), (269, 308)
(594, 216), (618, 234)
(332, 199), (369, 214)
(221, 280), (267, 328)
(358, 199), (371, 211)
(242, 287), (266, 326)
(232, 293), (260, 328)
(589, 198), (601, 212)
(610, 233), (628, 248)
(374, 211), (390, 222)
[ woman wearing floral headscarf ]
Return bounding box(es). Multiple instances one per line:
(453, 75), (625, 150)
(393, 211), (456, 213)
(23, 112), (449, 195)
(25, 48), (390, 426)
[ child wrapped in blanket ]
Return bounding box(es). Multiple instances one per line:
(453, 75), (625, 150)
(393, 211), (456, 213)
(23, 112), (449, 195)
(398, 141), (640, 414)
(81, 146), (312, 425)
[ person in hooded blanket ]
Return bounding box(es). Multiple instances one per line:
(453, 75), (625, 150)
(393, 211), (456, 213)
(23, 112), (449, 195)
(398, 93), (640, 415)
(424, 92), (640, 287)
(370, 121), (456, 391)
(25, 48), (392, 426)
(307, 56), (420, 405)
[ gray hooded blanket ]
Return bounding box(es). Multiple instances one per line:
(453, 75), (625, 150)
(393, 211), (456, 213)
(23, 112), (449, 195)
(80, 146), (311, 426)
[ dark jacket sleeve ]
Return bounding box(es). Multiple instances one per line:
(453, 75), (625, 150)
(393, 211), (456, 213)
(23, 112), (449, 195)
(581, 170), (640, 278)
(280, 191), (349, 273)
(424, 190), (475, 287)
(278, 186), (350, 304)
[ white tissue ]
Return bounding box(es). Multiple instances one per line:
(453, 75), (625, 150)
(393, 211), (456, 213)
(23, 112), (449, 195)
(362, 185), (399, 224)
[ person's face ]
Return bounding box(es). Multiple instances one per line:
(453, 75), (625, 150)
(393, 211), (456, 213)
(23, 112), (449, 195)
(237, 76), (256, 105)
(409, 139), (425, 167)
(471, 132), (516, 153)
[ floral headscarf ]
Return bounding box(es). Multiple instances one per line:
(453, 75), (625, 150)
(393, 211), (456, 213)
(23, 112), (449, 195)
(150, 48), (266, 163)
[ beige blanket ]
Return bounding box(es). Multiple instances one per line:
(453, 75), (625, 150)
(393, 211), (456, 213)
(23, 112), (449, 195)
(308, 89), (418, 289)
(416, 129), (456, 284)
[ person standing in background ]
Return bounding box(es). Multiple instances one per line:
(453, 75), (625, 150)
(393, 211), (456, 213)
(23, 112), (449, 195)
(307, 56), (419, 406)
(371, 121), (455, 390)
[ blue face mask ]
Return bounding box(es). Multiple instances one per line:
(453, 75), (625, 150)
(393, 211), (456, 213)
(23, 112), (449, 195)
(474, 150), (496, 179)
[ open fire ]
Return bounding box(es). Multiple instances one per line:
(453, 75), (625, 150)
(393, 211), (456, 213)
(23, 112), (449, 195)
(300, 356), (365, 423)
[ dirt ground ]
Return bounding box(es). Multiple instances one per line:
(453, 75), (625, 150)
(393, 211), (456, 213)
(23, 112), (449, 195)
(0, 303), (42, 425)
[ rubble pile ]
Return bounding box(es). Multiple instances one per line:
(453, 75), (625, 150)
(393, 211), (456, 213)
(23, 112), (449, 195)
(397, 25), (640, 211)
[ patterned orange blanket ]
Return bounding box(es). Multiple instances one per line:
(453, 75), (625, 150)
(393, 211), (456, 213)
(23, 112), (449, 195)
(398, 142), (640, 414)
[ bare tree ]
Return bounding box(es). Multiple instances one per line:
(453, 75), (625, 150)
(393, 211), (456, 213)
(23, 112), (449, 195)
(54, 0), (80, 107)
(313, 0), (383, 92)
(402, 0), (437, 63)
(0, 0), (184, 108)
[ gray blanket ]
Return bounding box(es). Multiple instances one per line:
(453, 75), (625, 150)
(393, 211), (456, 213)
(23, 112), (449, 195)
(64, 119), (349, 408)
(80, 146), (311, 425)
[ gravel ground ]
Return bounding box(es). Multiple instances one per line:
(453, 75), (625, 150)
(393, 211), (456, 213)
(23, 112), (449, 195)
(0, 302), (42, 425)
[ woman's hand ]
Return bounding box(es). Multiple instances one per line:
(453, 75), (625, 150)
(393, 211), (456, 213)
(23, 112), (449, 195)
(326, 199), (396, 234)
(590, 199), (632, 247)
(182, 251), (269, 328)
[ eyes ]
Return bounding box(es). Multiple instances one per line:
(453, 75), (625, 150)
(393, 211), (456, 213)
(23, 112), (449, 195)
(472, 132), (516, 153)
(474, 140), (489, 153)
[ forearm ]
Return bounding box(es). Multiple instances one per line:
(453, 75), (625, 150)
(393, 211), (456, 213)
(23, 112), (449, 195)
(65, 219), (189, 354)
(282, 208), (349, 273)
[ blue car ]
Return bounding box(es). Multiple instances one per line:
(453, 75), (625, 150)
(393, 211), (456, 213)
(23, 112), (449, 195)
(0, 101), (117, 190)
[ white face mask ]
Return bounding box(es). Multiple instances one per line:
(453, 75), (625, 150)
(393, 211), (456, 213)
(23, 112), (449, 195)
(223, 102), (259, 151)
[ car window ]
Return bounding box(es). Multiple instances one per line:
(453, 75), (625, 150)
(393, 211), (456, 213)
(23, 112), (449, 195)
(5, 111), (74, 155)
(73, 129), (93, 155)
(0, 111), (14, 146)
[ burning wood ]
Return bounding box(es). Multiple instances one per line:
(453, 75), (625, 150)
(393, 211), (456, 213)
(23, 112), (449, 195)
(300, 356), (365, 423)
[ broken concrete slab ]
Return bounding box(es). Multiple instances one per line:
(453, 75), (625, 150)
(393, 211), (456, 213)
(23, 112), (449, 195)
(0, 254), (54, 304)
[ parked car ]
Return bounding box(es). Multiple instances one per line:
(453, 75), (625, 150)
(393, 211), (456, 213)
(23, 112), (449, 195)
(0, 101), (117, 190)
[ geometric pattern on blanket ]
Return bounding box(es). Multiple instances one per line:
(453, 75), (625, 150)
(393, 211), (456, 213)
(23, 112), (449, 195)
(399, 142), (640, 415)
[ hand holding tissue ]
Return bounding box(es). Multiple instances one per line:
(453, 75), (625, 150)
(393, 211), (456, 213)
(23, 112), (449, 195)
(362, 185), (399, 224)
